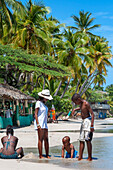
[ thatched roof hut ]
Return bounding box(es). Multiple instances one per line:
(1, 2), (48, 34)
(0, 83), (35, 101)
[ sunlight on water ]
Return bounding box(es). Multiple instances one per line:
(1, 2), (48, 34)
(23, 136), (113, 170)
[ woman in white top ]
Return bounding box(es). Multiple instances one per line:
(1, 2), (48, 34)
(34, 89), (53, 158)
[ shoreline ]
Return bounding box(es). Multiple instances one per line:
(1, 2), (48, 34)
(0, 118), (113, 170)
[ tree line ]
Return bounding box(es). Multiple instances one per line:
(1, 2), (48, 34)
(0, 0), (112, 109)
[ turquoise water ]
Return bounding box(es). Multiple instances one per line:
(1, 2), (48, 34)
(23, 136), (113, 170)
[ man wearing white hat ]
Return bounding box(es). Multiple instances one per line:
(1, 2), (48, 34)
(34, 89), (53, 158)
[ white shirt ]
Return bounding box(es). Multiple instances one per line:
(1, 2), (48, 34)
(34, 101), (48, 129)
(5, 109), (13, 118)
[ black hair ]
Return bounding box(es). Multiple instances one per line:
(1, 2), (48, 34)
(38, 96), (46, 104)
(71, 93), (81, 102)
(39, 96), (44, 101)
(6, 125), (14, 136)
(62, 136), (70, 143)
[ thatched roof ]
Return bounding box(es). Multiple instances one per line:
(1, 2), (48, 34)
(0, 84), (35, 101)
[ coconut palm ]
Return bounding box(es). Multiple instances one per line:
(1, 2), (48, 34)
(78, 37), (112, 96)
(71, 11), (100, 36)
(5, 0), (50, 54)
(53, 28), (92, 98)
(0, 0), (24, 39)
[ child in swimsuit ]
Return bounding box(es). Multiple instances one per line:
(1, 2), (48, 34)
(71, 93), (94, 161)
(0, 125), (24, 159)
(62, 136), (78, 158)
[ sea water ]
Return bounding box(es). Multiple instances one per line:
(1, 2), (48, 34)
(23, 135), (113, 170)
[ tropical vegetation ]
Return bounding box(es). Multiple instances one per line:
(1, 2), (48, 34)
(0, 0), (113, 113)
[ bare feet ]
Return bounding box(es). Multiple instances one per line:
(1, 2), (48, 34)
(39, 156), (44, 159)
(78, 157), (82, 161)
(46, 155), (51, 159)
(87, 157), (92, 161)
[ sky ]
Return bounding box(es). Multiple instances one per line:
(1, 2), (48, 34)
(22, 0), (113, 88)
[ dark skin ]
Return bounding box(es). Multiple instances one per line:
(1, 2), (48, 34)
(0, 135), (24, 158)
(35, 98), (50, 159)
(72, 98), (94, 161)
(62, 137), (75, 158)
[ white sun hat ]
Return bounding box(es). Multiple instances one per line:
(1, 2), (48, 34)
(38, 89), (53, 100)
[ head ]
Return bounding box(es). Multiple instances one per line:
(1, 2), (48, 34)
(39, 96), (48, 104)
(6, 125), (14, 136)
(62, 136), (70, 146)
(38, 89), (53, 103)
(71, 93), (81, 105)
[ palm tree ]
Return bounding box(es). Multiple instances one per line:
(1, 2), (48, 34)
(0, 0), (24, 39)
(3, 0), (50, 54)
(71, 11), (100, 36)
(78, 36), (112, 96)
(53, 28), (91, 98)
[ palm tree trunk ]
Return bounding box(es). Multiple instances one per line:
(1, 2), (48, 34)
(0, 13), (3, 39)
(75, 78), (80, 93)
(80, 73), (98, 96)
(60, 79), (70, 98)
(78, 74), (92, 94)
(43, 75), (46, 89)
(54, 80), (62, 96)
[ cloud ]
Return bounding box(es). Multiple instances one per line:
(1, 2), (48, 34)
(94, 12), (113, 20)
(59, 17), (74, 26)
(94, 25), (113, 32)
(103, 16), (113, 19)
(94, 12), (109, 17)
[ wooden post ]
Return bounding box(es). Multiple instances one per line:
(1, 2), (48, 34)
(16, 100), (20, 126)
(12, 100), (14, 112)
(2, 98), (5, 117)
(29, 103), (33, 115)
(25, 100), (28, 114)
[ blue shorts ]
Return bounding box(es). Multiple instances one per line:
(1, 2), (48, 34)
(0, 151), (18, 159)
(65, 150), (78, 158)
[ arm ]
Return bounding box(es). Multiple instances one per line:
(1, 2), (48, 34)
(87, 103), (94, 132)
(15, 137), (18, 148)
(1, 137), (3, 146)
(70, 144), (74, 158)
(35, 108), (41, 129)
(61, 145), (65, 158)
(71, 107), (80, 117)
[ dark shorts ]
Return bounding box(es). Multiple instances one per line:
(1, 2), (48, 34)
(0, 151), (18, 159)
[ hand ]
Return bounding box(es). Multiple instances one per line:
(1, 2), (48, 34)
(90, 127), (94, 132)
(76, 112), (81, 117)
(37, 125), (41, 129)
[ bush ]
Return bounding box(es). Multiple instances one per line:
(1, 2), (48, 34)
(46, 96), (72, 113)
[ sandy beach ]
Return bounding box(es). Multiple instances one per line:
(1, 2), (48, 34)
(0, 118), (113, 170)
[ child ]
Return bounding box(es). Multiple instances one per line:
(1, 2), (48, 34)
(34, 89), (53, 158)
(71, 93), (94, 161)
(62, 136), (78, 158)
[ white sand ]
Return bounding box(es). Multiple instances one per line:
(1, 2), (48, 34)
(0, 118), (113, 170)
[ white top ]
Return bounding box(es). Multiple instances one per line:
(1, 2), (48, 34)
(34, 101), (48, 129)
(5, 109), (13, 118)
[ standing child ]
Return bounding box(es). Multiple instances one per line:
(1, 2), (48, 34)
(34, 89), (53, 158)
(62, 136), (78, 158)
(71, 93), (94, 161)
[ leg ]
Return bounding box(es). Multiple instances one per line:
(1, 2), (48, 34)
(78, 141), (85, 161)
(16, 147), (24, 158)
(37, 129), (44, 158)
(44, 129), (50, 158)
(86, 141), (92, 161)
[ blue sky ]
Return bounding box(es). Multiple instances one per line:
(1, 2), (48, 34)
(22, 0), (113, 88)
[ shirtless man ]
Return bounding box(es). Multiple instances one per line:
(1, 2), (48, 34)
(0, 125), (24, 159)
(71, 93), (94, 161)
(62, 136), (78, 158)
